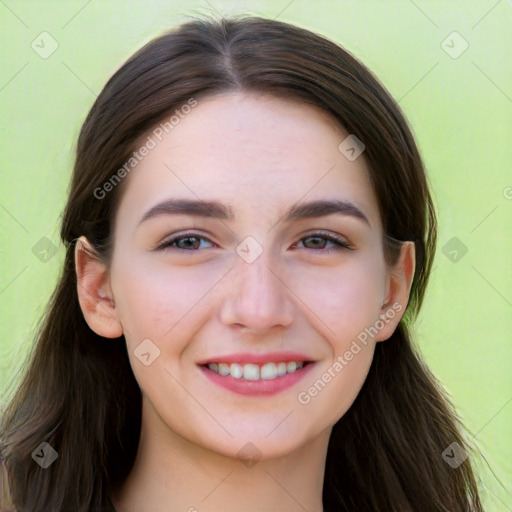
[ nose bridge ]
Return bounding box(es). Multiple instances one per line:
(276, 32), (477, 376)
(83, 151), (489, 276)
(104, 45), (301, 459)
(220, 247), (293, 333)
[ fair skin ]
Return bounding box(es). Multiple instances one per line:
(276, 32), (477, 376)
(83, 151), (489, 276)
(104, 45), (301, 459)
(75, 91), (415, 511)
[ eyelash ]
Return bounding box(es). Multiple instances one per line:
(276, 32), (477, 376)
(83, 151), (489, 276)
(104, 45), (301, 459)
(156, 231), (353, 253)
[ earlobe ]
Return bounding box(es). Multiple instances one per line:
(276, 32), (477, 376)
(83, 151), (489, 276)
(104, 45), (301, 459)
(375, 241), (416, 342)
(74, 236), (123, 339)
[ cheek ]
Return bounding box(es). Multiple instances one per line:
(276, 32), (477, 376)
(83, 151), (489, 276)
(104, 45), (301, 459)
(288, 254), (387, 343)
(298, 342), (374, 431)
(109, 255), (220, 398)
(297, 280), (379, 428)
(297, 256), (386, 423)
(110, 254), (226, 345)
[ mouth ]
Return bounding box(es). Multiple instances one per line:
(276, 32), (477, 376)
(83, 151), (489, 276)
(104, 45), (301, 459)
(197, 354), (315, 396)
(201, 360), (312, 380)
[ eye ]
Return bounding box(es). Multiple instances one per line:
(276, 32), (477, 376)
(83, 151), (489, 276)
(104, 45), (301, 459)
(157, 232), (216, 251)
(293, 232), (353, 252)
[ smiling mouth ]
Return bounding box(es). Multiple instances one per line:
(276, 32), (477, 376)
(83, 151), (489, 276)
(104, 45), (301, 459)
(200, 361), (312, 381)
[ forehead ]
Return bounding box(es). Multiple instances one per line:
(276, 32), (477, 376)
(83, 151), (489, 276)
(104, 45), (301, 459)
(115, 91), (381, 229)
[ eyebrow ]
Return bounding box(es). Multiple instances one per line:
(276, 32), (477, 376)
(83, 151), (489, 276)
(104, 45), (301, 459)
(138, 198), (371, 226)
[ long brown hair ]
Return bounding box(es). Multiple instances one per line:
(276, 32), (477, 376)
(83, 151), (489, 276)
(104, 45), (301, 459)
(1, 15), (482, 511)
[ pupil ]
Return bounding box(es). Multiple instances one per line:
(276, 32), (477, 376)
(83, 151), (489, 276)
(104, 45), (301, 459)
(181, 237), (198, 249)
(307, 237), (324, 248)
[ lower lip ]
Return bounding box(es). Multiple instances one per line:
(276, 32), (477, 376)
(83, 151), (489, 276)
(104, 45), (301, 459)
(198, 363), (315, 396)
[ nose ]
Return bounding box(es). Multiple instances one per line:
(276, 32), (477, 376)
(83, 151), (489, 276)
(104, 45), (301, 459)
(218, 252), (294, 336)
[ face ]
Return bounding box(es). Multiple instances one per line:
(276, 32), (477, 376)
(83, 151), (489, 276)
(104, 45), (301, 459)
(107, 91), (397, 460)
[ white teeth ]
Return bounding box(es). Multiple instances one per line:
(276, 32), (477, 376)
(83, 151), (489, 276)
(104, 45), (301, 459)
(206, 361), (306, 380)
(243, 364), (260, 380)
(230, 363), (243, 379)
(260, 363), (277, 380)
(218, 363), (230, 376)
(276, 362), (287, 376)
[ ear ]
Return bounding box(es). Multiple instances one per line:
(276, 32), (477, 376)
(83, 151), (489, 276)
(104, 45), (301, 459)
(375, 241), (416, 342)
(74, 236), (123, 338)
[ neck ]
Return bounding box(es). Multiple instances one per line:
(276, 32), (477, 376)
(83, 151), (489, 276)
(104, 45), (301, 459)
(112, 400), (329, 512)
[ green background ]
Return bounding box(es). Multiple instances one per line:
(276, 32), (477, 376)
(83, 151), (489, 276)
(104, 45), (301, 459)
(1, 0), (511, 509)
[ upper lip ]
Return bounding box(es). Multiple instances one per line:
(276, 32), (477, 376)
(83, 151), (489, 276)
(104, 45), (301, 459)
(197, 351), (315, 365)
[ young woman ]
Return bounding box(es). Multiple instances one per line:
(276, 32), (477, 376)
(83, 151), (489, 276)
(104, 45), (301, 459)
(0, 15), (482, 512)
